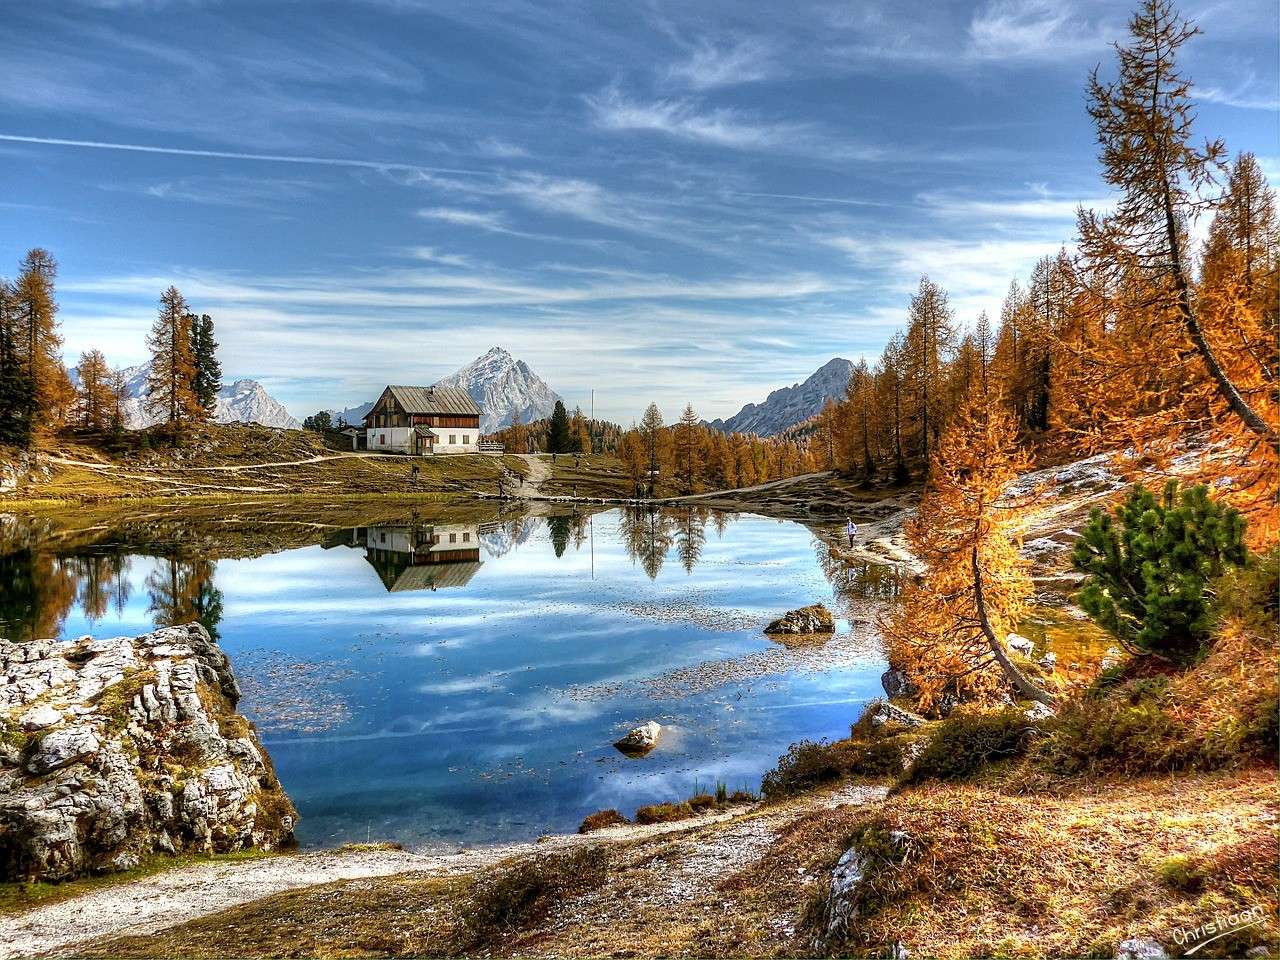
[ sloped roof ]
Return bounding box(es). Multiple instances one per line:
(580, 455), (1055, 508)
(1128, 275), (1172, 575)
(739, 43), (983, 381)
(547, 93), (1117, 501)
(386, 385), (481, 416)
(388, 560), (483, 592)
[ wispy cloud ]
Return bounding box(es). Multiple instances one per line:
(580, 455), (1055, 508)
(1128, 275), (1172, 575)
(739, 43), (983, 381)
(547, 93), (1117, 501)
(417, 206), (510, 232)
(585, 87), (805, 150)
(966, 0), (1110, 61)
(1197, 76), (1280, 111)
(917, 185), (1114, 220)
(666, 39), (778, 90)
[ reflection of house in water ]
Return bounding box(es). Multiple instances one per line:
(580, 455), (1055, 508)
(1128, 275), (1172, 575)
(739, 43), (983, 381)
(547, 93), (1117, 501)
(358, 524), (483, 592)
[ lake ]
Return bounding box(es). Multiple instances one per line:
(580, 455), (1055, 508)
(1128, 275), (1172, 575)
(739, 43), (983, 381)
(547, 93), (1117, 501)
(0, 505), (894, 851)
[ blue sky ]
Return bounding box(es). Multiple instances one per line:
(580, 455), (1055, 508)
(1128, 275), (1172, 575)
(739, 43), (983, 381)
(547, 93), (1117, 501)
(3, 0), (1276, 423)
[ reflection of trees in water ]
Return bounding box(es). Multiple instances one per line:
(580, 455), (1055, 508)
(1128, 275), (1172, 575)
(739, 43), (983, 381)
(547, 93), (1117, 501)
(146, 557), (224, 642)
(76, 552), (133, 622)
(814, 543), (904, 603)
(0, 550), (79, 642)
(675, 507), (708, 573)
(619, 507), (715, 579)
(547, 516), (572, 557)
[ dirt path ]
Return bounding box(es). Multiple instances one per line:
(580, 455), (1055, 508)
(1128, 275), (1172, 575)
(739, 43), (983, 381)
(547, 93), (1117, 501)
(514, 453), (553, 496)
(1, 802), (811, 959)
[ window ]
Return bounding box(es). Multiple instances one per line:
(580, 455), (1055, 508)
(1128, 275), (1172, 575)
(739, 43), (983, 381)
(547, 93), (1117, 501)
(379, 433), (386, 444)
(449, 533), (457, 543)
(462, 532), (470, 542)
(449, 435), (456, 444)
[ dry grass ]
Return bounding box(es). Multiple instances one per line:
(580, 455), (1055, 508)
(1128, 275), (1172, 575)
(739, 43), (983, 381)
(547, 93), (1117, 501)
(753, 770), (1278, 960)
(0, 424), (635, 507)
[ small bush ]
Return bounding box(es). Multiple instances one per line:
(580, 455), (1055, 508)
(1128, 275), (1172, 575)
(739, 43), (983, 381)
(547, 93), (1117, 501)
(902, 709), (1034, 784)
(762, 733), (916, 799)
(1213, 545), (1279, 633)
(1036, 678), (1191, 775)
(1071, 480), (1248, 661)
(578, 809), (629, 834)
(460, 847), (609, 946)
(687, 793), (716, 812)
(634, 801), (694, 824)
(1155, 854), (1205, 892)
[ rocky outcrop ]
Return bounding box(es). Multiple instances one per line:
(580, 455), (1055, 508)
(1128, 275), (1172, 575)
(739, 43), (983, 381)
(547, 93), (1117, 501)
(863, 700), (926, 729)
(0, 624), (295, 882)
(764, 603), (835, 635)
(1005, 633), (1035, 656)
(614, 721), (662, 756)
(817, 828), (913, 950)
(880, 667), (918, 701)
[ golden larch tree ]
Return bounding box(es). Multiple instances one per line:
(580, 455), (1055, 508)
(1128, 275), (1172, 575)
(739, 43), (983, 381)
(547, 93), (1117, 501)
(880, 393), (1053, 714)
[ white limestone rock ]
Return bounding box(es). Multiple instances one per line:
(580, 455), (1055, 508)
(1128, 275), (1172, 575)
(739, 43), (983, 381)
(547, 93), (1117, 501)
(0, 623), (296, 882)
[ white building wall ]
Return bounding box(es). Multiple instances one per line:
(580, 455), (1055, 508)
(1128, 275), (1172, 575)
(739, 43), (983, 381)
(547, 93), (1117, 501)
(366, 426), (415, 453)
(363, 426), (480, 454)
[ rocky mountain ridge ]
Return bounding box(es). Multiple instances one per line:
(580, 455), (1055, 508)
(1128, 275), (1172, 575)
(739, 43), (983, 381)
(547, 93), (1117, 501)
(71, 362), (301, 431)
(710, 358), (853, 437)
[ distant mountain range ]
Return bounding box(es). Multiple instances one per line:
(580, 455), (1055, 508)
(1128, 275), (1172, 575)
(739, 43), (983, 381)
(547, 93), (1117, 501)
(330, 347), (562, 435)
(71, 362), (301, 430)
(709, 358), (853, 437)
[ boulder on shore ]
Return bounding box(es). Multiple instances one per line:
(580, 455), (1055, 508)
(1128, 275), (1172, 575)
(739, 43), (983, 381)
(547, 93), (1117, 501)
(880, 667), (919, 701)
(764, 603), (835, 635)
(614, 721), (662, 755)
(0, 623), (296, 882)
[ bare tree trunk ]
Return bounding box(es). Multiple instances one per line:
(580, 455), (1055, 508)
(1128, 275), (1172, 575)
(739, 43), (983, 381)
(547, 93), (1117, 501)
(971, 546), (1055, 707)
(1161, 186), (1277, 452)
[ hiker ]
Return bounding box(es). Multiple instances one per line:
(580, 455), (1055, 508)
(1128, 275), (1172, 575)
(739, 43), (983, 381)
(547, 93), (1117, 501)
(846, 517), (858, 547)
(410, 463), (420, 484)
(498, 475), (505, 499)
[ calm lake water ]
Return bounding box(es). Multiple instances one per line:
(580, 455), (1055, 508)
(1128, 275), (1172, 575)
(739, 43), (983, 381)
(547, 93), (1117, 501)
(1, 506), (893, 850)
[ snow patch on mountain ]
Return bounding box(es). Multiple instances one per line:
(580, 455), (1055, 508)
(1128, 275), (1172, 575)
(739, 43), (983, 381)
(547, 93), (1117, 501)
(72, 362), (301, 430)
(709, 358), (853, 437)
(437, 347), (562, 434)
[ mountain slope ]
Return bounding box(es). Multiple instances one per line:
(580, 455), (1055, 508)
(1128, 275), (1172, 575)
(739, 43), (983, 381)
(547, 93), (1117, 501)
(436, 347), (562, 434)
(71, 362), (301, 430)
(709, 358), (853, 437)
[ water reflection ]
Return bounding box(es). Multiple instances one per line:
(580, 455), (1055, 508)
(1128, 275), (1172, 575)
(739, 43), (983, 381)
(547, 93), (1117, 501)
(0, 547), (222, 643)
(0, 505), (892, 850)
(358, 524), (484, 592)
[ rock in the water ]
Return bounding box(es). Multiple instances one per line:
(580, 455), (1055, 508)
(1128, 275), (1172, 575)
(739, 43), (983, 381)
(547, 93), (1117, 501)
(1116, 939), (1168, 960)
(764, 603), (835, 635)
(1006, 632), (1035, 656)
(0, 623), (296, 882)
(881, 667), (919, 701)
(614, 720), (662, 755)
(1038, 651), (1057, 673)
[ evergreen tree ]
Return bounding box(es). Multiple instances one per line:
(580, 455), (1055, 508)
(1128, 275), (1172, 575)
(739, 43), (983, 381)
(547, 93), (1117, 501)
(189, 313), (222, 416)
(674, 403), (700, 494)
(0, 277), (35, 446)
(1072, 480), (1248, 660)
(547, 400), (573, 453)
(146, 287), (200, 438)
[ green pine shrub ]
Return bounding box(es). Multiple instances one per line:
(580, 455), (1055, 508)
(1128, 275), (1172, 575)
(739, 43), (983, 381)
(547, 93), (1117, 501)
(1071, 480), (1248, 661)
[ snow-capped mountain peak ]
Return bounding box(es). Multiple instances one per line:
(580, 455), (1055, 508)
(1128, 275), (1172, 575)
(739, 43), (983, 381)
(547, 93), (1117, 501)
(71, 361), (301, 430)
(436, 348), (562, 434)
